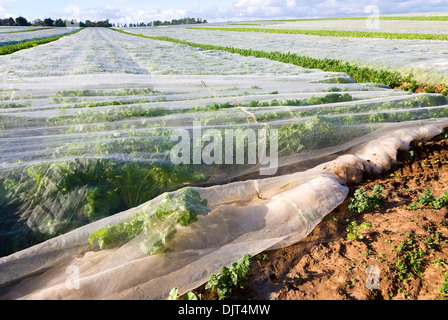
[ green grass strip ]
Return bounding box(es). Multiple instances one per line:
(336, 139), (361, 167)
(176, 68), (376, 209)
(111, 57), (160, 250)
(274, 16), (448, 22)
(112, 28), (448, 97)
(3, 27), (54, 34)
(187, 27), (448, 41)
(377, 16), (448, 21)
(0, 28), (84, 55)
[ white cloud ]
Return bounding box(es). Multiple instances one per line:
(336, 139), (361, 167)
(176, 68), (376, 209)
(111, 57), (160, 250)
(0, 0), (17, 5)
(0, 0), (16, 17)
(57, 5), (198, 24)
(63, 5), (81, 20)
(219, 0), (448, 20)
(47, 0), (448, 23)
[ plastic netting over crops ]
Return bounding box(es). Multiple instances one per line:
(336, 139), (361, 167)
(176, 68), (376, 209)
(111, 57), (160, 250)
(1, 28), (448, 300)
(124, 25), (448, 84)
(0, 28), (78, 47)
(0, 27), (52, 34)
(207, 18), (448, 34)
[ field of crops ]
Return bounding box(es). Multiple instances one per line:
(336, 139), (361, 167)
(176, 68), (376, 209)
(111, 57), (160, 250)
(0, 26), (52, 33)
(226, 17), (448, 34)
(124, 20), (448, 85)
(0, 27), (78, 47)
(0, 17), (448, 300)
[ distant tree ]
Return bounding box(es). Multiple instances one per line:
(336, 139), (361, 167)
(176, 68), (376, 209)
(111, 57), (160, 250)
(4, 17), (14, 26)
(54, 18), (65, 27)
(43, 18), (54, 27)
(149, 17), (206, 27)
(0, 15), (207, 28)
(32, 19), (43, 26)
(96, 19), (111, 27)
(15, 16), (30, 26)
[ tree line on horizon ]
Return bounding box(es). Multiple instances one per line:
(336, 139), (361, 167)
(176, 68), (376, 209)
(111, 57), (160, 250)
(0, 16), (208, 27)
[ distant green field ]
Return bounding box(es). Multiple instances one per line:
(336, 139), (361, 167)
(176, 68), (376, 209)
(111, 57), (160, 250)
(273, 16), (448, 22)
(0, 28), (83, 55)
(2, 27), (51, 34)
(229, 23), (261, 26)
(188, 27), (448, 41)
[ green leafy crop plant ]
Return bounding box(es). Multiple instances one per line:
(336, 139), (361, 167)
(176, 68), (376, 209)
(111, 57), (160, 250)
(168, 253), (255, 300)
(48, 93), (355, 125)
(45, 93), (355, 128)
(205, 254), (252, 300)
(89, 187), (209, 255)
(407, 188), (448, 210)
(437, 271), (448, 297)
(53, 88), (160, 98)
(0, 101), (32, 109)
(394, 233), (427, 282)
(346, 221), (372, 241)
(348, 185), (385, 213)
(46, 93), (447, 138)
(88, 212), (145, 250)
(168, 287), (200, 300)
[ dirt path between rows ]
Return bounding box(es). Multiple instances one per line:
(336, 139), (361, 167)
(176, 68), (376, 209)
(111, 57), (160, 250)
(219, 130), (448, 300)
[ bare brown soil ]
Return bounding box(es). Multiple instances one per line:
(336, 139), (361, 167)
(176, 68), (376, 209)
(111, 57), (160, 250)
(202, 130), (448, 301)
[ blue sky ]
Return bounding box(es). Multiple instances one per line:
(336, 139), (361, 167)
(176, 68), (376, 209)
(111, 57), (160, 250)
(0, 0), (447, 23)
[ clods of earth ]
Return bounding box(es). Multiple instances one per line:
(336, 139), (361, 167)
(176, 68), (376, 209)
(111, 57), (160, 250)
(197, 129), (448, 300)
